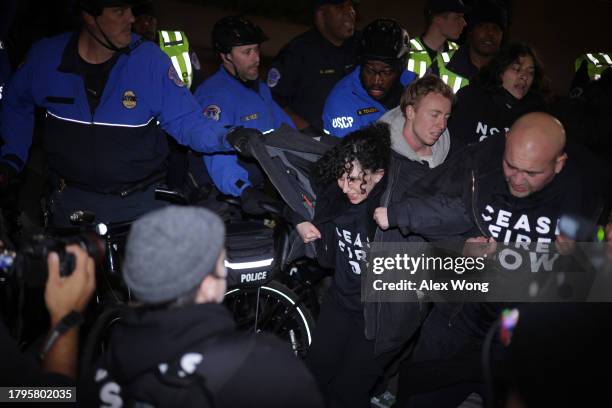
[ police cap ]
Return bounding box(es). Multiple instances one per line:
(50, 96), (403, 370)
(212, 16), (268, 54)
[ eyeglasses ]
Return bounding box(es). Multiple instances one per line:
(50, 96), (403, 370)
(362, 65), (396, 79)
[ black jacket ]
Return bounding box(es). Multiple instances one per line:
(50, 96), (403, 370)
(269, 28), (359, 132)
(90, 303), (323, 408)
(309, 150), (439, 355)
(448, 82), (547, 156)
(363, 151), (436, 355)
(445, 45), (479, 82)
(387, 135), (603, 338)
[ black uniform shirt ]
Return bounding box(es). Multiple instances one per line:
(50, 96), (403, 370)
(267, 28), (359, 132)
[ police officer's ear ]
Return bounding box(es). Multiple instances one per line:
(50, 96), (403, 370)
(80, 10), (96, 27)
(220, 52), (233, 65)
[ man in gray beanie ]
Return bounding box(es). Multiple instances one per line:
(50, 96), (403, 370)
(90, 206), (323, 408)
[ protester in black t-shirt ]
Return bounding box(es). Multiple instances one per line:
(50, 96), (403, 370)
(375, 112), (604, 407)
(294, 123), (391, 407)
(448, 42), (549, 154)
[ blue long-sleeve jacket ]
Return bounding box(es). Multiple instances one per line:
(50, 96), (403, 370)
(0, 32), (230, 193)
(0, 42), (10, 139)
(194, 66), (294, 196)
(322, 67), (415, 138)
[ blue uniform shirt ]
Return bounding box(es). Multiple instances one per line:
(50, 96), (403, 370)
(0, 32), (230, 193)
(322, 67), (415, 138)
(194, 66), (294, 196)
(0, 40), (10, 139)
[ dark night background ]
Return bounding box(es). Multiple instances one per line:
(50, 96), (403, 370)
(3, 0), (612, 96)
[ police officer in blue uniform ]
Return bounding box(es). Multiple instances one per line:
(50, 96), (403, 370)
(267, 0), (359, 135)
(194, 16), (294, 210)
(0, 0), (232, 226)
(0, 0), (17, 178)
(322, 19), (414, 138)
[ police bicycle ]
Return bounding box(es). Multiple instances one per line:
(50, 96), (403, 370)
(72, 188), (316, 379)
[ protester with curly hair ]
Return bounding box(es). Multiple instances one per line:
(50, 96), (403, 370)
(296, 122), (392, 407)
(448, 42), (549, 153)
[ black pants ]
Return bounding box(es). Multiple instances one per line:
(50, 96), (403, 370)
(306, 291), (398, 408)
(396, 307), (496, 408)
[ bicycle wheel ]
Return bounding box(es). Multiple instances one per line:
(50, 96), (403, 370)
(224, 280), (315, 359)
(80, 306), (124, 379)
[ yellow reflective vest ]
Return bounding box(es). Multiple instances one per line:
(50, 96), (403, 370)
(159, 30), (193, 89)
(407, 37), (469, 93)
(574, 52), (612, 81)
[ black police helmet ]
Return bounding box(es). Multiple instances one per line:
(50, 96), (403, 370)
(359, 18), (410, 68)
(212, 16), (269, 54)
(78, 0), (151, 17)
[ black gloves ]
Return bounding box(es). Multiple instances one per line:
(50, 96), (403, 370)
(226, 127), (263, 158)
(240, 187), (281, 215)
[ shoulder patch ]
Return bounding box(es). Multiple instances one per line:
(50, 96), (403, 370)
(168, 66), (185, 87)
(267, 68), (281, 88)
(357, 107), (379, 116)
(203, 104), (221, 121)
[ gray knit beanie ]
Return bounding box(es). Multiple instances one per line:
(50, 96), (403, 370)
(123, 206), (225, 303)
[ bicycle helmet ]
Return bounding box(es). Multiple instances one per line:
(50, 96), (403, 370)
(212, 16), (269, 54)
(359, 18), (410, 68)
(78, 0), (151, 17)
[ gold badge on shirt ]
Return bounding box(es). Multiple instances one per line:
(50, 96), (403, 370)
(122, 90), (137, 109)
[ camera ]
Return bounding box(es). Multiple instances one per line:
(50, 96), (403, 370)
(0, 233), (105, 288)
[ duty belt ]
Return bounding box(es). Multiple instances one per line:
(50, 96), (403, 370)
(56, 170), (166, 197)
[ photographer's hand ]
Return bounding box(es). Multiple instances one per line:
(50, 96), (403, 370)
(45, 245), (95, 325)
(42, 245), (95, 379)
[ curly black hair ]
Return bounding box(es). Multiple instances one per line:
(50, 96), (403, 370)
(313, 122), (391, 193)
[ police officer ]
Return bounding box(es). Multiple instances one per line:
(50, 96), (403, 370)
(193, 16), (292, 212)
(131, 1), (202, 191)
(322, 18), (414, 138)
(0, 0), (233, 227)
(0, 0), (17, 186)
(407, 0), (469, 92)
(91, 206), (324, 407)
(268, 0), (359, 135)
(446, 0), (508, 81)
(131, 1), (201, 90)
(570, 51), (612, 96)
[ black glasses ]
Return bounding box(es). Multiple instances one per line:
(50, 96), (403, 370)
(362, 65), (396, 79)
